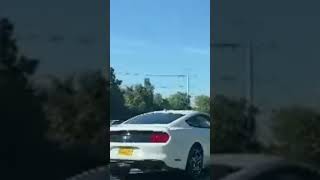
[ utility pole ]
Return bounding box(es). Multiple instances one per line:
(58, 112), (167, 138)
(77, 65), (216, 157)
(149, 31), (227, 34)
(245, 40), (256, 143)
(246, 40), (254, 108)
(212, 41), (256, 143)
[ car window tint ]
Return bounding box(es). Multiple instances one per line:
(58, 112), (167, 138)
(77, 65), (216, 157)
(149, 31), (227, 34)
(186, 117), (200, 127)
(199, 115), (211, 127)
(186, 115), (210, 128)
(124, 113), (184, 124)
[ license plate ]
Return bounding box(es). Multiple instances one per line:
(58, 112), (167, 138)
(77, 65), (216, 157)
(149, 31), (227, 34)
(118, 148), (134, 156)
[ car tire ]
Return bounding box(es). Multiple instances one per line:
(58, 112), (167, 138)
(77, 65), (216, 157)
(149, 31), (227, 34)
(185, 144), (204, 179)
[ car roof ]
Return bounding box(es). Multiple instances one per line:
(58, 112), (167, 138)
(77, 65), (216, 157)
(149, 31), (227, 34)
(152, 110), (206, 116)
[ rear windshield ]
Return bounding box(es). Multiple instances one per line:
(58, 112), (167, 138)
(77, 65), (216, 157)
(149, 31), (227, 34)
(124, 113), (184, 124)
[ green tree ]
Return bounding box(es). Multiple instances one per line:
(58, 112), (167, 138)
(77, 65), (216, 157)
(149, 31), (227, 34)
(0, 18), (47, 179)
(272, 106), (320, 164)
(194, 95), (210, 113)
(153, 93), (164, 110)
(143, 78), (154, 109)
(45, 71), (107, 164)
(123, 78), (155, 114)
(153, 93), (171, 110)
(167, 92), (191, 110)
(110, 67), (126, 120)
(211, 95), (259, 153)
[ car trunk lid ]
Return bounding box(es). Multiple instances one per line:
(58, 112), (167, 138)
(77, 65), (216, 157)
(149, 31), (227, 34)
(110, 124), (170, 143)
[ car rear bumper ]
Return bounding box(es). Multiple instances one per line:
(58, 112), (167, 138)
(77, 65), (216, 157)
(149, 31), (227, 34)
(109, 159), (176, 176)
(110, 142), (187, 170)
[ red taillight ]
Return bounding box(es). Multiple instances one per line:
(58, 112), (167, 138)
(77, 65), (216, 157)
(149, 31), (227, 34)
(150, 132), (170, 143)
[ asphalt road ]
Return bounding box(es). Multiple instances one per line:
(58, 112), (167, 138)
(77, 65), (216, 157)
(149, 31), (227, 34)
(67, 166), (210, 180)
(67, 154), (282, 180)
(110, 171), (210, 180)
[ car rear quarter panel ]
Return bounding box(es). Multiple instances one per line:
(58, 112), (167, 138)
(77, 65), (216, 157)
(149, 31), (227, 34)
(167, 127), (194, 169)
(168, 122), (210, 169)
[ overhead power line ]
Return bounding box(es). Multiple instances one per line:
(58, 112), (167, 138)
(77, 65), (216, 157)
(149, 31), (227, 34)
(146, 74), (190, 98)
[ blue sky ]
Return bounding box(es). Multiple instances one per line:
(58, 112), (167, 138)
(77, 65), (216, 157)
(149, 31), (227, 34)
(0, 0), (107, 78)
(110, 0), (210, 98)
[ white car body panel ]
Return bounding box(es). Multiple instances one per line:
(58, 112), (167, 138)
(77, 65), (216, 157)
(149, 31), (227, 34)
(109, 110), (210, 171)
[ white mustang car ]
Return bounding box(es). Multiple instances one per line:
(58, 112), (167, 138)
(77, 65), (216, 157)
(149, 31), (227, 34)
(109, 110), (210, 179)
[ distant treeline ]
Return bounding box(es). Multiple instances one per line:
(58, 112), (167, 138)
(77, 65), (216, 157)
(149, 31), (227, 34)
(110, 67), (210, 121)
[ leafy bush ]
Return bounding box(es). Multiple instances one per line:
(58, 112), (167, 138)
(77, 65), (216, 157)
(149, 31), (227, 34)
(211, 95), (260, 153)
(272, 106), (320, 164)
(194, 95), (210, 113)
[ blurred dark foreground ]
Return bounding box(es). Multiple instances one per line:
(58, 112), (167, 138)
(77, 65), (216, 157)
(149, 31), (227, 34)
(0, 18), (106, 180)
